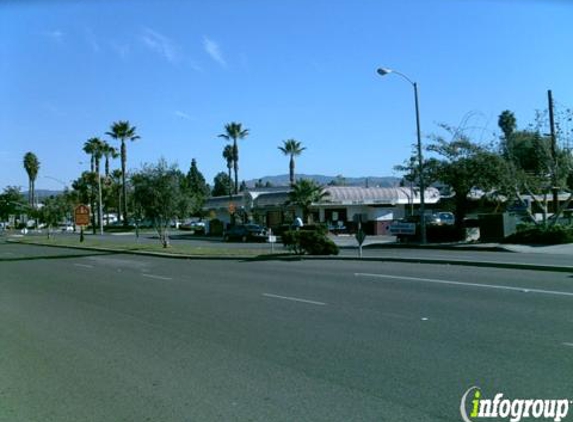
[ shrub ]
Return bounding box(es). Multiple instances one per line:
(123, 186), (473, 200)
(282, 229), (339, 255)
(503, 224), (573, 245)
(209, 219), (224, 236)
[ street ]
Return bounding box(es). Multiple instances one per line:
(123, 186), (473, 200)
(1, 242), (573, 421)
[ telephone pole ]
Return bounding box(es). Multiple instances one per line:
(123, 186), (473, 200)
(548, 90), (559, 214)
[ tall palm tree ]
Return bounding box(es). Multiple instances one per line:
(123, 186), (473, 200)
(278, 139), (306, 185)
(101, 141), (119, 177)
(222, 145), (234, 196)
(106, 121), (140, 223)
(218, 122), (249, 194)
(286, 179), (329, 224)
(83, 138), (105, 234)
(23, 152), (40, 208)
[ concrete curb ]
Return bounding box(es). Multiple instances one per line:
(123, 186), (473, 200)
(7, 239), (573, 273)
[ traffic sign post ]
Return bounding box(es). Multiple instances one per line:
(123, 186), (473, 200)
(355, 219), (367, 258)
(74, 204), (90, 242)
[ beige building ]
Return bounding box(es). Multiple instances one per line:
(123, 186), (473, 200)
(203, 185), (440, 235)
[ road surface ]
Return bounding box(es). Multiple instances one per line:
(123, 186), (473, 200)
(1, 243), (572, 421)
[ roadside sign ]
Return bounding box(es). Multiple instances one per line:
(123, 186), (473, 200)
(267, 235), (277, 243)
(74, 204), (90, 226)
(355, 229), (366, 246)
(389, 222), (416, 235)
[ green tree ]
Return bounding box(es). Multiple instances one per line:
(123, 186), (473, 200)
(0, 186), (26, 222)
(278, 139), (306, 185)
(132, 159), (190, 247)
(218, 122), (249, 194)
(39, 193), (73, 238)
(212, 172), (232, 197)
(83, 137), (105, 233)
(101, 141), (119, 177)
(498, 110), (517, 157)
(426, 124), (507, 231)
(222, 145), (234, 196)
(286, 179), (329, 224)
(106, 120), (140, 224)
(23, 152), (40, 208)
(186, 158), (210, 215)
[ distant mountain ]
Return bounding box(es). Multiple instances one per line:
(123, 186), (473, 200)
(24, 189), (64, 200)
(245, 174), (400, 188)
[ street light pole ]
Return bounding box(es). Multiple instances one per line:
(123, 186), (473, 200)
(377, 67), (427, 244)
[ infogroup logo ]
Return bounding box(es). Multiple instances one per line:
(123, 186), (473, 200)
(460, 386), (571, 422)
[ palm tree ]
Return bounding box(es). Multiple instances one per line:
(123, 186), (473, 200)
(83, 138), (105, 234)
(106, 121), (140, 223)
(286, 179), (329, 224)
(23, 152), (40, 208)
(222, 145), (234, 196)
(278, 139), (306, 185)
(101, 141), (119, 177)
(218, 122), (249, 194)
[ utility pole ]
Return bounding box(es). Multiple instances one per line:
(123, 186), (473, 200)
(548, 90), (559, 214)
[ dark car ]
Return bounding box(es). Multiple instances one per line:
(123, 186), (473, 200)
(223, 224), (267, 242)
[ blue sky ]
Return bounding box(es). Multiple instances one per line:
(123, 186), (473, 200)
(1, 0), (572, 191)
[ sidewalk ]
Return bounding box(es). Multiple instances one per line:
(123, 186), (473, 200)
(330, 234), (573, 256)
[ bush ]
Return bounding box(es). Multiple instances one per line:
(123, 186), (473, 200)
(282, 229), (339, 255)
(503, 224), (573, 245)
(209, 219), (224, 236)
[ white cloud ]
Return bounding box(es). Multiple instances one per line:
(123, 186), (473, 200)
(174, 111), (193, 120)
(141, 27), (180, 63)
(203, 36), (227, 67)
(44, 29), (64, 43)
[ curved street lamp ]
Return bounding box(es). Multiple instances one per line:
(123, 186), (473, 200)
(377, 67), (427, 244)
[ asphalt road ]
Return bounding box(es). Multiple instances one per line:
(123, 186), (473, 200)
(1, 243), (573, 421)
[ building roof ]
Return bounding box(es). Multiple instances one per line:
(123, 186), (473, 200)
(204, 185), (440, 210)
(323, 186), (440, 205)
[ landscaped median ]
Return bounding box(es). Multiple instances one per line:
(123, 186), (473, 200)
(8, 235), (274, 258)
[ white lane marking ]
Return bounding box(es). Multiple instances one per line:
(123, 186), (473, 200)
(563, 343), (573, 348)
(262, 293), (327, 306)
(354, 273), (573, 298)
(74, 263), (94, 269)
(141, 273), (172, 281)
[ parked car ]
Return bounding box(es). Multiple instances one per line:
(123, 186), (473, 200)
(436, 212), (455, 225)
(179, 220), (206, 233)
(60, 223), (74, 232)
(223, 224), (267, 242)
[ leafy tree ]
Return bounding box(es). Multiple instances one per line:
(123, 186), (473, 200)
(0, 186), (26, 222)
(497, 111), (573, 224)
(106, 120), (140, 224)
(39, 193), (73, 238)
(239, 180), (247, 192)
(23, 152), (40, 208)
(186, 158), (210, 215)
(425, 124), (507, 231)
(278, 139), (306, 185)
(286, 179), (329, 224)
(132, 160), (190, 247)
(218, 122), (249, 194)
(212, 172), (232, 197)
